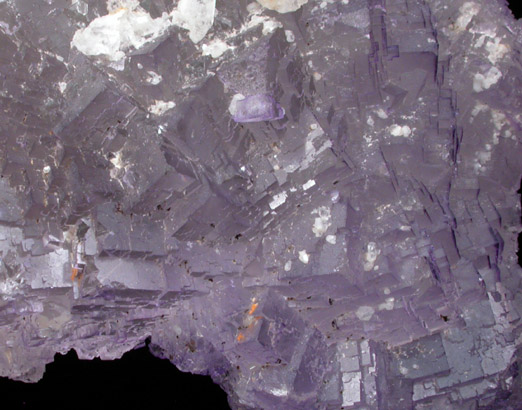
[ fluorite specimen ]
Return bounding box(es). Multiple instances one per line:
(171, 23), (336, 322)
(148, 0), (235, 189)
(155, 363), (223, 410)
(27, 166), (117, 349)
(229, 94), (285, 123)
(0, 0), (521, 408)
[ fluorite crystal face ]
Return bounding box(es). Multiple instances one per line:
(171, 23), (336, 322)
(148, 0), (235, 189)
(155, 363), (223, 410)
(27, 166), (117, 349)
(0, 0), (521, 408)
(229, 94), (285, 123)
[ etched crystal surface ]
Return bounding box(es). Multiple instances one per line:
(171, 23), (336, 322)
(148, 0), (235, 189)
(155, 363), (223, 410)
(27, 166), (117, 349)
(0, 0), (521, 408)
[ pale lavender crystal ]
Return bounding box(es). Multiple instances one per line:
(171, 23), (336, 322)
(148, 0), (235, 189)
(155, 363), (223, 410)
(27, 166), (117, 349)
(0, 0), (521, 408)
(231, 94), (285, 123)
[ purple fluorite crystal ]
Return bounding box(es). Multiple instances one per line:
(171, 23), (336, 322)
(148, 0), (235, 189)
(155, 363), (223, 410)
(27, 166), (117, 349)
(230, 94), (285, 123)
(0, 0), (521, 408)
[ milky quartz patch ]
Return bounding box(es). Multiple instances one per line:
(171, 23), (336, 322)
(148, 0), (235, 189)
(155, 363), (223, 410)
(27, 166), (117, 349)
(72, 0), (215, 61)
(256, 0), (309, 13)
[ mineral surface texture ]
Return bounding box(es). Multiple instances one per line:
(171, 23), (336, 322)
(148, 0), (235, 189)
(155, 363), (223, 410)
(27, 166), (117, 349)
(0, 0), (521, 408)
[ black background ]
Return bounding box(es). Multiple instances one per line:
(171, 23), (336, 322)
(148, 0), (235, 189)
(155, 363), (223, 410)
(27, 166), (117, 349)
(507, 0), (521, 19)
(0, 340), (231, 410)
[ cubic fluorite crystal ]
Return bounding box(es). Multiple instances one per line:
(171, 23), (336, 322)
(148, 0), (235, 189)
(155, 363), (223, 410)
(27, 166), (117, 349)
(0, 0), (521, 408)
